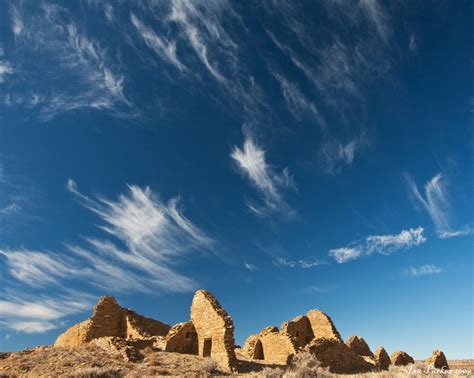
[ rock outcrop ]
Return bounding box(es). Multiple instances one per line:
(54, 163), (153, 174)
(391, 351), (415, 366)
(305, 338), (376, 374)
(374, 346), (391, 370)
(346, 336), (374, 358)
(426, 350), (449, 369)
(190, 290), (237, 371)
(54, 296), (170, 348)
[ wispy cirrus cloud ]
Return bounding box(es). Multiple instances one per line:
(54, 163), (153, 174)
(3, 2), (134, 120)
(330, 227), (426, 263)
(0, 180), (215, 332)
(437, 225), (474, 239)
(273, 256), (325, 269)
(0, 292), (92, 333)
(405, 173), (450, 232)
(320, 132), (368, 174)
(231, 137), (295, 217)
(405, 172), (473, 240)
(404, 264), (442, 277)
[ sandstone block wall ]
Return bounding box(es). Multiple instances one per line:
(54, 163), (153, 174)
(391, 351), (415, 366)
(54, 296), (170, 348)
(305, 337), (376, 374)
(374, 346), (391, 370)
(426, 350), (449, 369)
(346, 335), (374, 358)
(281, 315), (314, 349)
(165, 321), (198, 355)
(259, 331), (297, 365)
(124, 309), (170, 339)
(306, 309), (342, 342)
(190, 290), (237, 371)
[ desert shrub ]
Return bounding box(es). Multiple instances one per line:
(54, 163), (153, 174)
(68, 367), (124, 378)
(285, 351), (328, 377)
(258, 366), (285, 377)
(200, 358), (219, 374)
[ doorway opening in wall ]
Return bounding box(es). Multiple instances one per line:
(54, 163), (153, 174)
(203, 338), (212, 357)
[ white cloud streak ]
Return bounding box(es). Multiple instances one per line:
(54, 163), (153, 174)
(330, 227), (426, 263)
(231, 137), (294, 217)
(404, 264), (442, 277)
(405, 173), (451, 232)
(320, 132), (367, 174)
(0, 293), (91, 334)
(273, 256), (325, 269)
(437, 225), (474, 239)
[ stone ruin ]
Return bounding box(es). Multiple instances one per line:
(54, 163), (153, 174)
(391, 350), (415, 366)
(426, 350), (449, 370)
(54, 290), (238, 371)
(241, 309), (377, 373)
(190, 290), (237, 371)
(374, 346), (391, 370)
(54, 296), (170, 348)
(53, 290), (447, 374)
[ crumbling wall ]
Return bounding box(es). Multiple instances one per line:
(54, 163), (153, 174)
(190, 290), (237, 371)
(281, 315), (314, 349)
(346, 335), (374, 358)
(374, 347), (391, 370)
(165, 321), (198, 355)
(124, 309), (170, 339)
(54, 296), (170, 348)
(306, 310), (342, 342)
(55, 297), (124, 347)
(391, 351), (414, 366)
(305, 337), (376, 374)
(259, 331), (297, 365)
(426, 350), (448, 370)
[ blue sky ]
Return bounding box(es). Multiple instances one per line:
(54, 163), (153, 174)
(0, 0), (472, 359)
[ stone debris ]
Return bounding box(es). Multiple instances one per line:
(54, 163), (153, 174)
(391, 350), (415, 366)
(426, 350), (449, 369)
(190, 290), (237, 371)
(374, 346), (391, 370)
(345, 335), (374, 358)
(90, 336), (153, 362)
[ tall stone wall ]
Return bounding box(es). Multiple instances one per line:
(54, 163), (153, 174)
(306, 309), (342, 342)
(190, 290), (237, 371)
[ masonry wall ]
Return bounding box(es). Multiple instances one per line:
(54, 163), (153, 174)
(124, 309), (170, 339)
(190, 290), (237, 370)
(165, 321), (198, 354)
(259, 332), (297, 365)
(306, 309), (342, 341)
(281, 315), (314, 349)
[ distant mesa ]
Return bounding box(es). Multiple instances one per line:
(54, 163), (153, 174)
(51, 290), (447, 373)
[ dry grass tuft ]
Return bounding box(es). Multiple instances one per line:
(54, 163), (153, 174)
(67, 367), (124, 377)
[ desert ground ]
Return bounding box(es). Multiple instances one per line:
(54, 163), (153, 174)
(0, 345), (472, 377)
